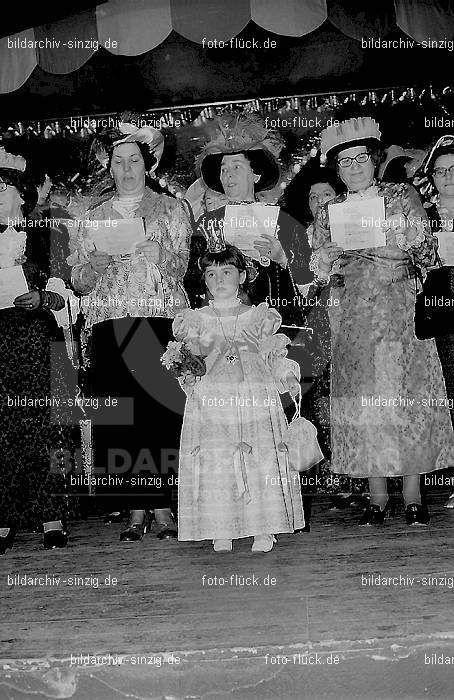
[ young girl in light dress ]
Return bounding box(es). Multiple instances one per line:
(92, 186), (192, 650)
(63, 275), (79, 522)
(173, 245), (305, 553)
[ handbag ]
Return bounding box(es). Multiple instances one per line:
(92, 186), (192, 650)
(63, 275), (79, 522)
(414, 253), (454, 340)
(286, 392), (324, 473)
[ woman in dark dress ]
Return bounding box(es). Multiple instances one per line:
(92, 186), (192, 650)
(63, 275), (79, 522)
(70, 120), (193, 541)
(0, 148), (78, 553)
(419, 136), (454, 508)
(278, 160), (345, 462)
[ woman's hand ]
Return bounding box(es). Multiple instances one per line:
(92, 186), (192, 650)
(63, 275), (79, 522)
(253, 233), (287, 266)
(205, 190), (228, 212)
(88, 250), (112, 274)
(136, 239), (164, 264)
(318, 241), (344, 273)
(286, 373), (300, 398)
(13, 290), (40, 311)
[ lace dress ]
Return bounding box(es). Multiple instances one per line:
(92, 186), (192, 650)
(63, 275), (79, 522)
(312, 182), (454, 477)
(173, 303), (305, 540)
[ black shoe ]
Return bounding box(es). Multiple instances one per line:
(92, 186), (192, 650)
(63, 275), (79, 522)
(43, 529), (68, 549)
(295, 524), (311, 533)
(153, 509), (178, 540)
(405, 503), (429, 526)
(155, 520), (178, 540)
(358, 502), (388, 526)
(120, 511), (151, 542)
(0, 528), (15, 555)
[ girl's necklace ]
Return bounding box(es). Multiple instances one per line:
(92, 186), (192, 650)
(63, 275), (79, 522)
(212, 304), (241, 365)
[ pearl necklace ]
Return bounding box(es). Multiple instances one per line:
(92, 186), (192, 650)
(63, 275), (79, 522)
(210, 302), (241, 365)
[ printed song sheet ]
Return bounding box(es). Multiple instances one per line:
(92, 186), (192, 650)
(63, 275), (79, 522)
(85, 218), (146, 255)
(435, 231), (454, 265)
(0, 265), (28, 309)
(328, 196), (386, 250)
(223, 204), (279, 262)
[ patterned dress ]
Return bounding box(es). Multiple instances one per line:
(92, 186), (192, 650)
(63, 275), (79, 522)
(312, 182), (454, 477)
(174, 303), (305, 540)
(0, 226), (79, 530)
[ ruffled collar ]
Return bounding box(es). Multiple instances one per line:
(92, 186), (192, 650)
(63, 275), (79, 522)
(346, 182), (379, 200)
(111, 193), (144, 218)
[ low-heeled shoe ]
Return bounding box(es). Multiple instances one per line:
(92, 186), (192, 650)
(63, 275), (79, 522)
(405, 503), (429, 526)
(120, 512), (151, 542)
(358, 503), (387, 526)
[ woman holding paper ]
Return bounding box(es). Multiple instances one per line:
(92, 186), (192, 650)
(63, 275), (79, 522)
(0, 147), (78, 553)
(421, 136), (454, 508)
(185, 114), (302, 328)
(70, 119), (192, 542)
(312, 117), (453, 527)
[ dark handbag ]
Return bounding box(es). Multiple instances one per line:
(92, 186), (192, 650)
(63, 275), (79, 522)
(414, 254), (454, 340)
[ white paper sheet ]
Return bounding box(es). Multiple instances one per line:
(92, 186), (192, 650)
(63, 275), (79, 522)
(85, 218), (146, 255)
(435, 231), (454, 265)
(328, 196), (386, 250)
(223, 204), (279, 262)
(0, 265), (29, 309)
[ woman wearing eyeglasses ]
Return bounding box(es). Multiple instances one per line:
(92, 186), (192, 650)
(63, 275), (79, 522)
(311, 118), (453, 527)
(421, 136), (454, 508)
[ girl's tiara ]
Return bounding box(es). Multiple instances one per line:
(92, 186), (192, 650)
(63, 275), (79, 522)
(204, 217), (227, 253)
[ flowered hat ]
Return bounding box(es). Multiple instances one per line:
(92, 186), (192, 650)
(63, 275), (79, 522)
(320, 117), (381, 160)
(198, 113), (282, 193)
(90, 114), (164, 172)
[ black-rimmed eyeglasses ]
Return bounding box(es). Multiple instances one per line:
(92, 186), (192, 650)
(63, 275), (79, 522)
(433, 165), (454, 178)
(337, 152), (371, 168)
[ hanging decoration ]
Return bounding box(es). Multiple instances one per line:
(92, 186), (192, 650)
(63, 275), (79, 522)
(1, 83), (453, 202)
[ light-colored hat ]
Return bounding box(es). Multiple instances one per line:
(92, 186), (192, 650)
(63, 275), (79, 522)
(0, 147), (26, 172)
(113, 122), (164, 172)
(91, 121), (164, 172)
(0, 147), (37, 214)
(320, 117), (381, 158)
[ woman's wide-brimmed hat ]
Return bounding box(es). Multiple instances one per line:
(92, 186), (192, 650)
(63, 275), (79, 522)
(91, 120), (164, 172)
(0, 147), (38, 214)
(320, 117), (381, 160)
(198, 114), (282, 194)
(423, 134), (454, 174)
(378, 145), (411, 180)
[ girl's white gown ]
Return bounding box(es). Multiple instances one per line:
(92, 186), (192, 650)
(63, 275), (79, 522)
(173, 302), (305, 540)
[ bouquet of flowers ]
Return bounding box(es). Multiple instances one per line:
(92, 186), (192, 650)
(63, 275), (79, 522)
(160, 340), (206, 386)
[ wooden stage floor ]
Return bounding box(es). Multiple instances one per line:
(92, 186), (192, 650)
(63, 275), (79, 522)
(1, 491), (454, 699)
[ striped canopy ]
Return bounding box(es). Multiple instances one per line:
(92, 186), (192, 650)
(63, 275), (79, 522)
(0, 0), (451, 114)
